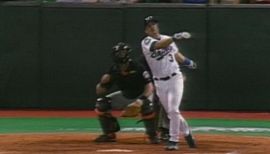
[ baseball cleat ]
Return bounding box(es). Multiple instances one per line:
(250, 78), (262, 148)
(165, 141), (179, 151)
(149, 136), (160, 144)
(159, 128), (169, 142)
(184, 134), (196, 148)
(159, 132), (169, 142)
(94, 134), (116, 142)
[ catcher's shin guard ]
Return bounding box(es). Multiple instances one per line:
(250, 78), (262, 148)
(98, 113), (120, 134)
(142, 118), (159, 144)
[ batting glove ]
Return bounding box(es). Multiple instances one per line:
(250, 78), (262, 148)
(183, 58), (197, 69)
(172, 32), (191, 40)
(188, 60), (197, 69)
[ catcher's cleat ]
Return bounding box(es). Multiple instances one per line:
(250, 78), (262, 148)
(165, 141), (179, 151)
(184, 134), (196, 148)
(94, 134), (116, 142)
(149, 136), (160, 144)
(159, 131), (169, 142)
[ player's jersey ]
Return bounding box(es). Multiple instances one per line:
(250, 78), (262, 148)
(107, 60), (151, 99)
(141, 34), (181, 78)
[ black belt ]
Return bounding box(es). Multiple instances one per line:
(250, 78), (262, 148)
(153, 72), (177, 81)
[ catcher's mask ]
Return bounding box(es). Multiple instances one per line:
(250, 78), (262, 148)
(111, 42), (132, 64)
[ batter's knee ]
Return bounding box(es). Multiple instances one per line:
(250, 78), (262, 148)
(167, 109), (180, 117)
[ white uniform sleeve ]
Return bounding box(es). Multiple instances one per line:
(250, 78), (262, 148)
(161, 35), (179, 54)
(141, 36), (157, 53)
(171, 42), (179, 54)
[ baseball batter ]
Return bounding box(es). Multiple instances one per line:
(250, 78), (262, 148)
(141, 16), (197, 150)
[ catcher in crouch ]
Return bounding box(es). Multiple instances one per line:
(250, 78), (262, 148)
(94, 42), (159, 144)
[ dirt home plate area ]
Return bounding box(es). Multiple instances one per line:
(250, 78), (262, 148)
(0, 133), (269, 154)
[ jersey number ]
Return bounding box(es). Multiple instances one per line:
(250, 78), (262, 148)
(168, 54), (174, 62)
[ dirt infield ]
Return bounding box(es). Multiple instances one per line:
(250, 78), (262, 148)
(0, 133), (269, 154)
(0, 110), (269, 120)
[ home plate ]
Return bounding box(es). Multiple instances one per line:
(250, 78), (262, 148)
(96, 149), (134, 152)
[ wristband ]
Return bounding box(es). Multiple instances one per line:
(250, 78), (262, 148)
(182, 58), (192, 66)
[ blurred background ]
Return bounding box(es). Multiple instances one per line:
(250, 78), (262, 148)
(0, 1), (270, 111)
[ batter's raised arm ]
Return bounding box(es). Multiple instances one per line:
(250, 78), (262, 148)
(153, 32), (191, 50)
(153, 37), (174, 50)
(175, 52), (197, 69)
(174, 52), (186, 64)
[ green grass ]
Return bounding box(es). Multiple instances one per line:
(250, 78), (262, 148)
(189, 118), (270, 128)
(0, 118), (269, 136)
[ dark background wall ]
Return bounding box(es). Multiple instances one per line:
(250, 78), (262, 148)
(0, 4), (40, 107)
(40, 5), (123, 108)
(207, 6), (270, 110)
(0, 2), (269, 110)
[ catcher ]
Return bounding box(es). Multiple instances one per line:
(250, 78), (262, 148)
(94, 42), (159, 144)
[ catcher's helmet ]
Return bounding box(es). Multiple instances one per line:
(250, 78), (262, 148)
(111, 42), (132, 64)
(144, 16), (158, 28)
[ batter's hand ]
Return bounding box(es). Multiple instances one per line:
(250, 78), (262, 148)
(173, 32), (191, 40)
(183, 57), (197, 69)
(120, 100), (142, 117)
(187, 60), (197, 69)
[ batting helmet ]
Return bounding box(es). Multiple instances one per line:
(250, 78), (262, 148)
(144, 16), (158, 29)
(111, 42), (132, 64)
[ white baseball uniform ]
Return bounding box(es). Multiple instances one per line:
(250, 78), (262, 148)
(141, 34), (190, 142)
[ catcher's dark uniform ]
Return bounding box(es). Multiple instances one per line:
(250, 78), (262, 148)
(94, 42), (159, 144)
(105, 60), (152, 109)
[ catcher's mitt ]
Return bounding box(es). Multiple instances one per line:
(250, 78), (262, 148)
(120, 100), (142, 117)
